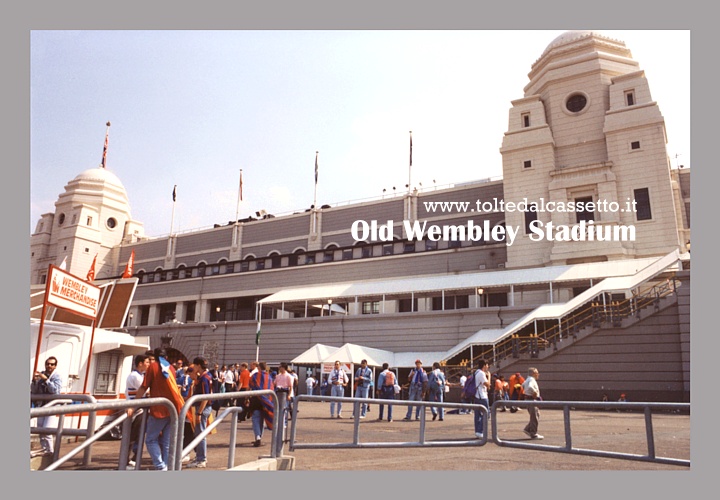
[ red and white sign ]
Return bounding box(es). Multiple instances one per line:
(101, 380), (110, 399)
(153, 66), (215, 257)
(47, 266), (101, 319)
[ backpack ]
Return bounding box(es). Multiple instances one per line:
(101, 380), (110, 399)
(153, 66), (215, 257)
(462, 370), (478, 401)
(428, 370), (443, 391)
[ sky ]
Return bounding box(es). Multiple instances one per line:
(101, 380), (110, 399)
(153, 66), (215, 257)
(30, 30), (690, 238)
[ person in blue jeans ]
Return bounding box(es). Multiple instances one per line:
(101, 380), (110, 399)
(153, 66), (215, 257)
(473, 359), (491, 439)
(404, 359), (428, 420)
(376, 363), (396, 422)
(329, 361), (349, 418)
(186, 356), (213, 468)
(354, 359), (373, 418)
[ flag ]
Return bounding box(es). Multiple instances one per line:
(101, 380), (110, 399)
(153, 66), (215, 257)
(172, 185), (177, 202)
(59, 256), (67, 270)
(314, 151), (319, 185)
(101, 122), (110, 168)
(86, 254), (97, 281)
(122, 250), (135, 278)
(409, 131), (413, 167)
(239, 170), (243, 201)
(255, 320), (261, 346)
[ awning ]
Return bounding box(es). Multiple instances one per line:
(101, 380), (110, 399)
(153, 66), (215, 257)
(93, 331), (149, 355)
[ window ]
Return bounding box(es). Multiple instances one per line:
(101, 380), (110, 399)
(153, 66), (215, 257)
(184, 301), (196, 323)
(240, 261), (250, 272)
(382, 244), (394, 256)
(342, 249), (353, 261)
(634, 188), (652, 221)
(631, 141), (641, 150)
(398, 298), (418, 313)
(425, 240), (438, 251)
(403, 242), (415, 254)
(288, 253), (299, 267)
(361, 245), (372, 258)
(71, 214), (77, 224)
(625, 90), (635, 106)
(87, 216), (92, 226)
(575, 196), (595, 223)
(524, 203), (538, 234)
(305, 253), (315, 265)
(323, 250), (335, 262)
(58, 213), (65, 226)
(448, 240), (461, 248)
(487, 293), (508, 307)
(432, 295), (469, 311)
(159, 303), (176, 324)
(270, 254), (281, 269)
(94, 351), (122, 395)
(566, 93), (587, 113)
(106, 217), (117, 229)
(522, 113), (530, 128)
(362, 301), (380, 314)
(177, 265), (187, 279)
(256, 259), (265, 270)
(523, 160), (532, 169)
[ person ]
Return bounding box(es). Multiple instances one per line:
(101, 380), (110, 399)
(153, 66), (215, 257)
(428, 362), (446, 421)
(403, 359), (428, 421)
(306, 373), (317, 396)
(329, 361), (349, 418)
(31, 356), (64, 457)
(186, 357), (214, 468)
(321, 374), (329, 396)
(133, 347), (185, 471)
(473, 359), (491, 439)
(125, 353), (149, 468)
(508, 372), (525, 413)
(179, 365), (196, 464)
(459, 371), (470, 414)
(145, 349), (156, 365)
(495, 374), (507, 412)
(248, 361), (274, 447)
(522, 367), (543, 440)
(209, 363), (222, 394)
(176, 362), (192, 399)
(223, 364), (236, 406)
(238, 362), (251, 392)
(274, 362), (294, 426)
(376, 363), (396, 422)
(354, 359), (373, 418)
(174, 359), (185, 377)
(249, 361), (259, 376)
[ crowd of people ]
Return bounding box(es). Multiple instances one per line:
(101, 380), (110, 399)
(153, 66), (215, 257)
(32, 352), (553, 469)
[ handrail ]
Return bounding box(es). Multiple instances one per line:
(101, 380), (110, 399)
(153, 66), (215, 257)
(443, 250), (682, 366)
(463, 275), (679, 369)
(175, 389), (281, 470)
(30, 397), (178, 470)
(492, 399), (689, 467)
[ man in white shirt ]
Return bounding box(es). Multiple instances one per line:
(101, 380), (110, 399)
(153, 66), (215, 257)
(522, 367), (543, 440)
(459, 373), (469, 414)
(306, 374), (317, 395)
(473, 359), (491, 439)
(125, 353), (149, 468)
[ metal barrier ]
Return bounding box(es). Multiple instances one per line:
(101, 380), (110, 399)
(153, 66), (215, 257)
(30, 393), (98, 466)
(174, 389), (282, 470)
(289, 395), (489, 449)
(31, 398), (179, 471)
(492, 400), (690, 467)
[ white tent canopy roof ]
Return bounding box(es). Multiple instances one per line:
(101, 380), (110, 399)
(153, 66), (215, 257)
(291, 343), (337, 364)
(258, 256), (663, 305)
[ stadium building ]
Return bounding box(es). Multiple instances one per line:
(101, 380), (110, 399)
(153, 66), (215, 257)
(30, 31), (691, 402)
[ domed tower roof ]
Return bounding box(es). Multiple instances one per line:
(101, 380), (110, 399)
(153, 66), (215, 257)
(71, 166), (128, 196)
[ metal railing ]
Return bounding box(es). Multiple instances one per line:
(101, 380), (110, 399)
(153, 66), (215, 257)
(31, 393), (98, 465)
(289, 395), (489, 449)
(492, 400), (690, 467)
(174, 389), (282, 470)
(30, 397), (178, 470)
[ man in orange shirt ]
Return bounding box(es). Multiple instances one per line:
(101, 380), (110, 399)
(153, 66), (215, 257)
(238, 362), (251, 391)
(133, 348), (185, 471)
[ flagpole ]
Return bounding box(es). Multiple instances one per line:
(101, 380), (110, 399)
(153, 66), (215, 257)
(100, 122), (111, 168)
(408, 130), (412, 194)
(233, 170), (243, 246)
(170, 185), (177, 236)
(312, 151), (319, 234)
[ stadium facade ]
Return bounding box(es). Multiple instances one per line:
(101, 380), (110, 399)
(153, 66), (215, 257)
(31, 31), (691, 402)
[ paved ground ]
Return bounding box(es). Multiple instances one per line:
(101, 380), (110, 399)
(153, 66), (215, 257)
(36, 400), (690, 471)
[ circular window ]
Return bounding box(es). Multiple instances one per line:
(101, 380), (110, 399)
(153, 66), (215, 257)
(58, 213), (65, 225)
(566, 93), (588, 113)
(106, 217), (117, 229)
